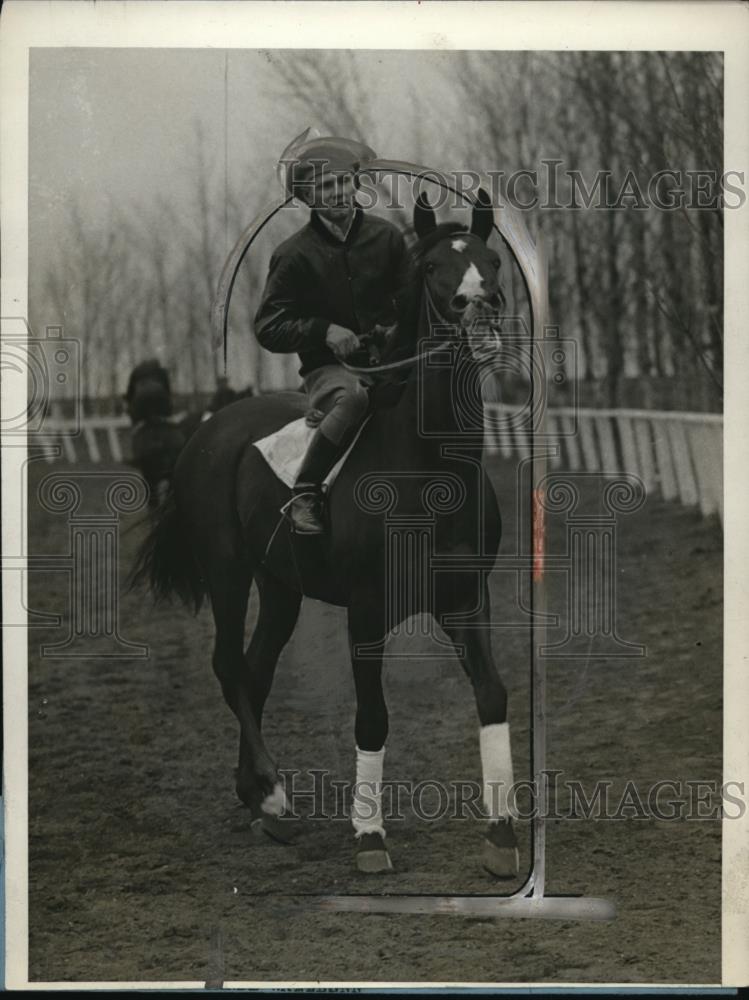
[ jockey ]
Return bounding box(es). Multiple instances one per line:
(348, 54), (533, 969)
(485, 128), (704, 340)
(254, 134), (408, 534)
(124, 358), (172, 424)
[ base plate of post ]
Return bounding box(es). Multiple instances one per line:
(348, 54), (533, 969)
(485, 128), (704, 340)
(299, 894), (616, 920)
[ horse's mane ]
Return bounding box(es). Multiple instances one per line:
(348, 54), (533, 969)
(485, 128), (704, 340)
(384, 222), (469, 363)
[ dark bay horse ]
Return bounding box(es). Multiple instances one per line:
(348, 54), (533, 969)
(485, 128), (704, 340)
(133, 192), (520, 876)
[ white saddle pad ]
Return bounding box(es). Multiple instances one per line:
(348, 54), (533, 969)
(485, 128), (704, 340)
(254, 416), (367, 490)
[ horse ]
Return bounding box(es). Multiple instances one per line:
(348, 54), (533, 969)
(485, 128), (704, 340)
(132, 190), (520, 877)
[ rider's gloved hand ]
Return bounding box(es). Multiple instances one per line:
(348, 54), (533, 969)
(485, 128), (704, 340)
(326, 324), (361, 360)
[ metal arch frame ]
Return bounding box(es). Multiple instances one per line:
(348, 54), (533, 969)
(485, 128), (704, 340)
(211, 193), (293, 364)
(211, 160), (616, 921)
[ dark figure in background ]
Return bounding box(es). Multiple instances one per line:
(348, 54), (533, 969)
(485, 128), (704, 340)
(125, 359), (184, 509)
(125, 358), (172, 423)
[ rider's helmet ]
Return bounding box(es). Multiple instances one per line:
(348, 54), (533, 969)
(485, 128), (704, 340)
(125, 358), (172, 422)
(279, 133), (377, 201)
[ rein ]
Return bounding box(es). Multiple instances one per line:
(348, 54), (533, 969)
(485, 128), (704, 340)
(341, 277), (457, 376)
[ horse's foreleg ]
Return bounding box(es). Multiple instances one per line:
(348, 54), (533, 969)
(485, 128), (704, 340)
(348, 596), (392, 873)
(440, 583), (519, 878)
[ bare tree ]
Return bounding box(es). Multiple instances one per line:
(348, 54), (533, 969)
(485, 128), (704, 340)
(42, 200), (127, 413)
(453, 49), (723, 407)
(34, 51), (723, 411)
(264, 49), (375, 142)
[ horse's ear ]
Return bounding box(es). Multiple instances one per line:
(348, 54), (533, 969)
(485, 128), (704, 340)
(470, 187), (494, 242)
(414, 192), (437, 238)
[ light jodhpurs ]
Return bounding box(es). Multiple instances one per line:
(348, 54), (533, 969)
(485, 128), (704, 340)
(303, 364), (371, 446)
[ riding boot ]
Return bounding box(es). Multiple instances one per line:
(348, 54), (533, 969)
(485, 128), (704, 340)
(289, 429), (349, 534)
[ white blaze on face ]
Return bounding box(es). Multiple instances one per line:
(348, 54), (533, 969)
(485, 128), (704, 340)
(456, 261), (484, 302)
(451, 238), (468, 253)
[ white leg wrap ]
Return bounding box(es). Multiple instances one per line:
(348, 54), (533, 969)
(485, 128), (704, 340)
(352, 746), (386, 838)
(261, 781), (288, 817)
(479, 722), (515, 819)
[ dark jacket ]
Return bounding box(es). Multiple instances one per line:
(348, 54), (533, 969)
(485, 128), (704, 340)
(253, 207), (408, 377)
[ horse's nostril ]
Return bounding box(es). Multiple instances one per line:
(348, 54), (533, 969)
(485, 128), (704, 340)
(451, 294), (468, 312)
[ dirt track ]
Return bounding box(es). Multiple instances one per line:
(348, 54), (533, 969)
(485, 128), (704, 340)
(27, 456), (723, 984)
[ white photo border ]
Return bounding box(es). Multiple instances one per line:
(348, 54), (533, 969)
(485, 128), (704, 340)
(1, 0), (747, 990)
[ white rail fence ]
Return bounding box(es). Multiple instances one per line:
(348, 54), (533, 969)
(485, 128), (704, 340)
(484, 404), (723, 526)
(36, 416), (131, 466)
(34, 407), (723, 526)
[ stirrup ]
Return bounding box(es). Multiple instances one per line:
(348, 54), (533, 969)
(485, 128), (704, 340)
(284, 484), (326, 535)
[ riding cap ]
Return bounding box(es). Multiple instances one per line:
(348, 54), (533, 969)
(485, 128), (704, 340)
(280, 134), (377, 197)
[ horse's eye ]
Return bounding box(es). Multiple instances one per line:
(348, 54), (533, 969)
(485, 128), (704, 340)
(425, 261), (436, 274)
(492, 258), (501, 270)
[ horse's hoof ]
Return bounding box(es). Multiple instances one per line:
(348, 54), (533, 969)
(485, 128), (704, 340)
(355, 832), (393, 874)
(251, 813), (300, 845)
(482, 818), (520, 878)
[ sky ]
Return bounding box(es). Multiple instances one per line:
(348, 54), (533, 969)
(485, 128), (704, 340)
(29, 46), (714, 396)
(28, 47), (466, 391)
(30, 48), (287, 277)
(29, 46), (459, 268)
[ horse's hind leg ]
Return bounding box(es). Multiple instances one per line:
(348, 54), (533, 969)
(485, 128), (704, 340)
(439, 580), (519, 878)
(236, 573), (301, 827)
(208, 562), (281, 818)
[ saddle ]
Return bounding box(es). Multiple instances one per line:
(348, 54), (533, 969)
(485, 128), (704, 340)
(253, 328), (404, 490)
(254, 410), (369, 490)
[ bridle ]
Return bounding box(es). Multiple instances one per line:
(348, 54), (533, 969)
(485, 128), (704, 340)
(341, 277), (455, 375)
(341, 264), (504, 377)
(211, 159), (517, 375)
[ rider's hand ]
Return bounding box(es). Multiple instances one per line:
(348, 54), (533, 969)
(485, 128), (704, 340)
(326, 324), (361, 360)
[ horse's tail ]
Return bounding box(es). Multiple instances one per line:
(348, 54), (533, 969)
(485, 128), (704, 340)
(129, 488), (206, 613)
